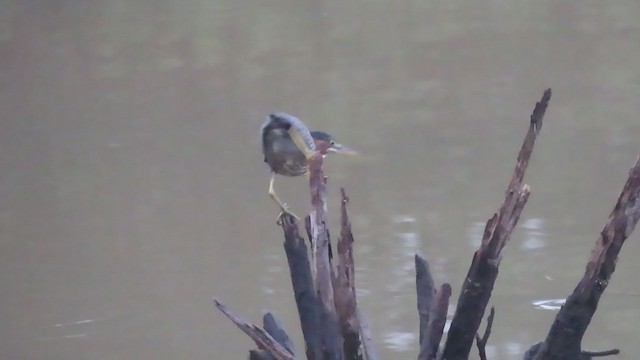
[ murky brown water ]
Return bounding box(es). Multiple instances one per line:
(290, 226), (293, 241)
(2, 1), (640, 359)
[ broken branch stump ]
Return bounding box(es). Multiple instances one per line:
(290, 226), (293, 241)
(530, 157), (640, 360)
(212, 298), (294, 360)
(441, 89), (551, 360)
(416, 253), (452, 360)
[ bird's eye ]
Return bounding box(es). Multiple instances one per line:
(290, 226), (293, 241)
(330, 141), (335, 145)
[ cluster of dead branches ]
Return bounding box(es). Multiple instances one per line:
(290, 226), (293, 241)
(214, 89), (640, 360)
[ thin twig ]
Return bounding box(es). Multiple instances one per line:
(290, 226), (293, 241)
(581, 349), (620, 358)
(474, 307), (495, 360)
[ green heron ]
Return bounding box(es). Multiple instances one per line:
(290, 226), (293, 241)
(261, 112), (356, 219)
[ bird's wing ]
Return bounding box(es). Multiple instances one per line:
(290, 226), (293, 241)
(267, 112), (316, 152)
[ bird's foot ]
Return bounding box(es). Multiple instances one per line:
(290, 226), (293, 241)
(276, 204), (300, 225)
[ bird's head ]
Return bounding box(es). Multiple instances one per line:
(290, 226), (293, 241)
(310, 131), (357, 156)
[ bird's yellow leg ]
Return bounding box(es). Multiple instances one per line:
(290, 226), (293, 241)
(268, 173), (300, 222)
(288, 128), (316, 160)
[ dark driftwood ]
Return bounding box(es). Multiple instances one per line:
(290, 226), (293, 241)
(280, 214), (322, 359)
(416, 254), (436, 352)
(416, 255), (451, 360)
(249, 350), (272, 360)
(427, 284), (451, 359)
(276, 152), (372, 360)
(441, 89), (552, 360)
(308, 151), (344, 359)
(280, 184), (371, 360)
(528, 158), (640, 360)
(249, 313), (296, 360)
(415, 255), (451, 360)
(263, 313), (296, 356)
(333, 188), (362, 360)
(212, 298), (294, 360)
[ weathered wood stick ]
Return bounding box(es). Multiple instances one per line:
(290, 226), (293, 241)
(416, 254), (452, 360)
(416, 254), (436, 353)
(420, 281), (451, 360)
(212, 298), (294, 360)
(333, 188), (362, 360)
(263, 313), (296, 356)
(280, 214), (323, 359)
(308, 151), (343, 359)
(531, 157), (640, 360)
(442, 89), (552, 360)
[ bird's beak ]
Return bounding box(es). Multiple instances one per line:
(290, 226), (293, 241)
(328, 143), (358, 155)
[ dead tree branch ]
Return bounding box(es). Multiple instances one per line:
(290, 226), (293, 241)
(416, 254), (451, 360)
(263, 313), (296, 356)
(308, 151), (343, 359)
(212, 298), (294, 360)
(333, 188), (362, 359)
(424, 285), (452, 360)
(530, 157), (640, 360)
(441, 89), (552, 360)
(280, 214), (323, 359)
(416, 254), (436, 350)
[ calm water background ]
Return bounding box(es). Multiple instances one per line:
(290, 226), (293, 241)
(2, 1), (640, 359)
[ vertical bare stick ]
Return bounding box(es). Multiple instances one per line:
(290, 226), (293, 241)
(280, 214), (322, 360)
(333, 189), (362, 359)
(308, 152), (343, 359)
(415, 254), (436, 349)
(441, 89), (551, 360)
(420, 282), (452, 360)
(416, 255), (452, 360)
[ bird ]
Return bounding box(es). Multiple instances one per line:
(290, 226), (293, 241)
(261, 112), (356, 220)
